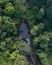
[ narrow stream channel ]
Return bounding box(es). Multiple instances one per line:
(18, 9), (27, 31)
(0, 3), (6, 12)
(19, 21), (36, 65)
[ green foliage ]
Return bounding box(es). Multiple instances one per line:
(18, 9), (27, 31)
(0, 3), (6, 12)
(14, 0), (27, 18)
(0, 16), (17, 40)
(33, 32), (52, 65)
(44, 20), (52, 31)
(0, 0), (52, 65)
(46, 5), (52, 19)
(0, 0), (9, 4)
(29, 0), (45, 6)
(36, 8), (45, 19)
(4, 3), (15, 15)
(37, 52), (50, 65)
(39, 34), (49, 48)
(0, 33), (29, 65)
(16, 40), (31, 55)
(47, 0), (52, 5)
(14, 54), (28, 65)
(30, 23), (44, 36)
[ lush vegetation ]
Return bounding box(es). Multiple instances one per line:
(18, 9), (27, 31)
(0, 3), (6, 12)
(0, 0), (52, 65)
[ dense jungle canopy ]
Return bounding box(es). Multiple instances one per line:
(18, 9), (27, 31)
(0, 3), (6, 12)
(0, 0), (52, 65)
